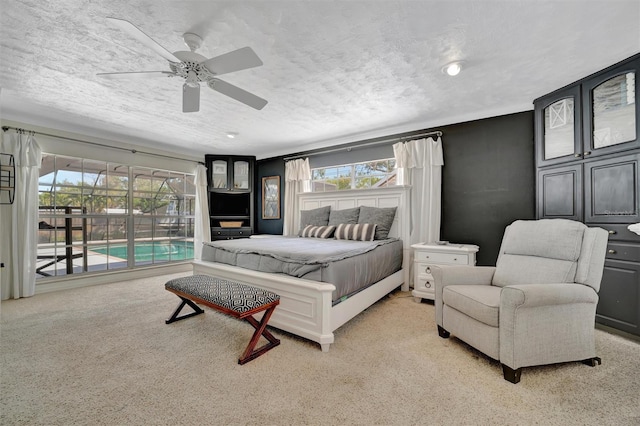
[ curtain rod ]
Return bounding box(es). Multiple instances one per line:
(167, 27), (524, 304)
(1, 125), (205, 165)
(283, 130), (443, 161)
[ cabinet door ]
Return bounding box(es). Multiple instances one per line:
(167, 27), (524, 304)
(596, 258), (640, 337)
(537, 164), (582, 220)
(233, 159), (250, 190)
(582, 57), (640, 158)
(535, 86), (582, 167)
(210, 158), (230, 189)
(584, 153), (640, 223)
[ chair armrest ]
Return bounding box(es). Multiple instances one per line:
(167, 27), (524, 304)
(432, 265), (496, 327)
(431, 265), (496, 287)
(499, 283), (599, 370)
(501, 283), (598, 309)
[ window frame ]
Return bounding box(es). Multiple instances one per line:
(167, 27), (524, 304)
(37, 153), (196, 279)
(310, 158), (397, 192)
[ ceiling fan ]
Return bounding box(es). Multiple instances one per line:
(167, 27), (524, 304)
(97, 17), (268, 112)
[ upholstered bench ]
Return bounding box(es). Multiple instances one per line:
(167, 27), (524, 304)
(165, 274), (280, 364)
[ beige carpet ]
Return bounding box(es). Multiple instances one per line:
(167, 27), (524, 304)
(1, 272), (639, 425)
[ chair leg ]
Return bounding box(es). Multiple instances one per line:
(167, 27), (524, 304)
(437, 325), (450, 338)
(502, 364), (522, 384)
(581, 357), (602, 367)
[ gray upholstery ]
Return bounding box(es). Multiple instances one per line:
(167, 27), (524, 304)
(299, 206), (331, 235)
(328, 207), (360, 226)
(432, 219), (608, 382)
(358, 206), (397, 240)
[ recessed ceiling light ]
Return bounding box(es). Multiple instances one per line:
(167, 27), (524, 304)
(442, 61), (464, 76)
(226, 132), (238, 139)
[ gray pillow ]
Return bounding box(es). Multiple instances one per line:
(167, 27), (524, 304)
(358, 206), (397, 240)
(299, 206), (331, 235)
(328, 207), (360, 226)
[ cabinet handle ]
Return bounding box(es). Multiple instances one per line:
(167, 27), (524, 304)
(608, 249), (616, 254)
(583, 151), (591, 156)
(425, 267), (431, 274)
(453, 258), (457, 261)
(608, 230), (617, 235)
(574, 153), (582, 158)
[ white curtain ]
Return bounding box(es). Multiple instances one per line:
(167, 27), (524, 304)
(193, 164), (211, 260)
(283, 158), (311, 236)
(393, 137), (444, 245)
(1, 131), (42, 300)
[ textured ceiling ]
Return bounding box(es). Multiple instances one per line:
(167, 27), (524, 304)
(1, 1), (639, 160)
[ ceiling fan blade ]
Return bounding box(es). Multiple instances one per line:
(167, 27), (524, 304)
(208, 78), (268, 110)
(106, 17), (181, 63)
(97, 71), (176, 79)
(183, 83), (200, 113)
(202, 47), (263, 76)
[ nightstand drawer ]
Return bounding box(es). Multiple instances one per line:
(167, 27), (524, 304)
(415, 251), (469, 265)
(416, 263), (435, 277)
(415, 276), (435, 291)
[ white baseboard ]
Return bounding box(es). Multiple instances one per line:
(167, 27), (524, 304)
(35, 262), (192, 294)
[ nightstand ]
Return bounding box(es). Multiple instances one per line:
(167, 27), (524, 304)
(411, 242), (479, 301)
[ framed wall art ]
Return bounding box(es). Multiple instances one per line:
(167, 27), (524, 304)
(262, 176), (280, 219)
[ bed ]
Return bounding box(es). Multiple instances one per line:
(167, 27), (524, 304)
(192, 185), (411, 351)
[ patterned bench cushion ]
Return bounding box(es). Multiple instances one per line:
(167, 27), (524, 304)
(165, 275), (280, 314)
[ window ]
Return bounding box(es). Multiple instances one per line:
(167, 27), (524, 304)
(37, 154), (195, 279)
(310, 158), (397, 191)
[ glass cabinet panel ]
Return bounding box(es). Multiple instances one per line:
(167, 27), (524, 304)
(233, 160), (249, 189)
(592, 72), (636, 149)
(211, 160), (228, 189)
(544, 97), (575, 159)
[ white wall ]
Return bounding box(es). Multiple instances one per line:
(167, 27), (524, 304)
(2, 119), (201, 174)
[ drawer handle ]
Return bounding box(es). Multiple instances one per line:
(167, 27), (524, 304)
(425, 282), (432, 288)
(608, 249), (616, 254)
(608, 230), (617, 235)
(425, 266), (431, 274)
(453, 258), (457, 261)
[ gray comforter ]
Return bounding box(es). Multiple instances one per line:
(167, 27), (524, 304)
(203, 237), (397, 277)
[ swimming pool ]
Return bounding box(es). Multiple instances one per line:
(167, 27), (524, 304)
(92, 241), (194, 262)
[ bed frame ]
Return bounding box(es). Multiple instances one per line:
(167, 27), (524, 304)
(192, 185), (411, 351)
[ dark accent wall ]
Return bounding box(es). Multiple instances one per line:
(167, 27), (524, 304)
(439, 111), (535, 265)
(255, 110), (535, 265)
(255, 157), (285, 234)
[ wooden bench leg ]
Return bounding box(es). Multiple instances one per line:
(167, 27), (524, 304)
(238, 305), (281, 365)
(165, 297), (205, 324)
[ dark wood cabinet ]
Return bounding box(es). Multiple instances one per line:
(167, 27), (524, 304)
(535, 52), (640, 337)
(595, 223), (640, 336)
(536, 56), (640, 168)
(537, 163), (582, 221)
(584, 153), (640, 224)
(205, 155), (256, 240)
(535, 85), (583, 167)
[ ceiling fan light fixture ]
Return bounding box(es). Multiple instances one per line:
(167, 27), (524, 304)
(182, 32), (203, 52)
(442, 61), (464, 76)
(185, 70), (199, 88)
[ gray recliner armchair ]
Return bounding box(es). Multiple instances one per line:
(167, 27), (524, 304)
(432, 219), (608, 383)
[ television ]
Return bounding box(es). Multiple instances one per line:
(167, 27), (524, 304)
(210, 192), (250, 217)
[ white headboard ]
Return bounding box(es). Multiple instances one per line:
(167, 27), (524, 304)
(296, 185), (412, 290)
(296, 186), (411, 249)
